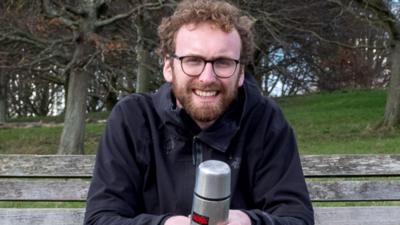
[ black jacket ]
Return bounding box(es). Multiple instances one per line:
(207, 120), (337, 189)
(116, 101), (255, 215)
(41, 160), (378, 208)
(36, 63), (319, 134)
(84, 75), (314, 225)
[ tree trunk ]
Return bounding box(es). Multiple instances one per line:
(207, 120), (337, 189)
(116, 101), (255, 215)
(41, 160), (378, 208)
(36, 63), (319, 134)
(0, 72), (8, 123)
(382, 39), (400, 127)
(62, 73), (70, 115)
(136, 44), (152, 93)
(58, 36), (91, 155)
(58, 0), (99, 154)
(135, 15), (152, 93)
(105, 75), (118, 111)
(58, 67), (90, 154)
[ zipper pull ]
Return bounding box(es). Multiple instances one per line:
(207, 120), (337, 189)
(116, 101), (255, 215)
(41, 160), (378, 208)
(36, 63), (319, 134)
(192, 136), (203, 167)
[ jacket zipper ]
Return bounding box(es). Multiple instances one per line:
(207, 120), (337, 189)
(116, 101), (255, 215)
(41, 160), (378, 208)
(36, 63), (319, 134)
(192, 136), (203, 168)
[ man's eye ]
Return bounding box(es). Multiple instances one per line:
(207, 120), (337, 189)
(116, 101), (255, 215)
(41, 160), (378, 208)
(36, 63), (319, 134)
(215, 59), (234, 67)
(184, 57), (203, 65)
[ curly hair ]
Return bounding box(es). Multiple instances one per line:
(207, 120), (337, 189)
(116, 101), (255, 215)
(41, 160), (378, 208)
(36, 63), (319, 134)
(157, 0), (255, 64)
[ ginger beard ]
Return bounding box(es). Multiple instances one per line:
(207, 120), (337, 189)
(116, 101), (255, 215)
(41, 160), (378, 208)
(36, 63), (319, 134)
(170, 68), (241, 123)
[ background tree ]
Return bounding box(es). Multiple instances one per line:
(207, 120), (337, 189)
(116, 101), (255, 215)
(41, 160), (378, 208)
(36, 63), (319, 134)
(0, 0), (167, 153)
(41, 0), (160, 154)
(238, 0), (355, 95)
(1, 0), (399, 154)
(335, 0), (400, 128)
(0, 72), (7, 123)
(364, 0), (400, 128)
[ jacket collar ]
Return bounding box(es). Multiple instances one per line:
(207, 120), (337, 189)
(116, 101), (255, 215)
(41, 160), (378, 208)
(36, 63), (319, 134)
(153, 74), (262, 153)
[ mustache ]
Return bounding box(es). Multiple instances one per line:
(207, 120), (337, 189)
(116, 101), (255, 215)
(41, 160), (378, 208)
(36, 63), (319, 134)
(189, 81), (222, 91)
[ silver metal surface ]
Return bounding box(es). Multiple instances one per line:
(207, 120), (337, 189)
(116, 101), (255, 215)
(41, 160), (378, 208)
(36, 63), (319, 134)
(191, 194), (230, 225)
(194, 160), (231, 199)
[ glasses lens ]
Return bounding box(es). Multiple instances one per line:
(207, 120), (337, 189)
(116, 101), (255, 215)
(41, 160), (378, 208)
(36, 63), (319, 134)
(179, 56), (238, 77)
(213, 58), (237, 77)
(181, 56), (205, 76)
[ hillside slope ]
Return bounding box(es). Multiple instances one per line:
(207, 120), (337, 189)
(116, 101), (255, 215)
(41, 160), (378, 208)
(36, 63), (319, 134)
(277, 89), (399, 154)
(0, 90), (398, 154)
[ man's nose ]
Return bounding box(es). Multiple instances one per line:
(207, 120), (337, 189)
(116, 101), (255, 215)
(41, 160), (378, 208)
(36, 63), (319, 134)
(198, 62), (217, 83)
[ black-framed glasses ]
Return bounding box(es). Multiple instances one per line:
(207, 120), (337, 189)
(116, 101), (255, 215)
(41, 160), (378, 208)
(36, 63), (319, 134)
(170, 54), (240, 78)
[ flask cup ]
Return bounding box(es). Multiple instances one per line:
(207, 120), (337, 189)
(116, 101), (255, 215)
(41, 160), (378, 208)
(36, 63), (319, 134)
(191, 160), (231, 225)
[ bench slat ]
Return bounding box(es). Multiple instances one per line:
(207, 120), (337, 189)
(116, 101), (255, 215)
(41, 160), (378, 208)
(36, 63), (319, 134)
(302, 154), (400, 176)
(0, 155), (95, 177)
(1, 154), (400, 225)
(308, 180), (400, 201)
(0, 179), (90, 201)
(1, 207), (399, 225)
(0, 208), (84, 225)
(1, 154), (400, 177)
(315, 206), (400, 225)
(1, 179), (400, 201)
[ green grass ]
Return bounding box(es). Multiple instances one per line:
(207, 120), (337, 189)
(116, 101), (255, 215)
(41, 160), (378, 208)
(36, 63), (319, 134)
(313, 201), (400, 207)
(0, 123), (104, 154)
(0, 201), (85, 208)
(7, 111), (109, 123)
(0, 111), (107, 154)
(276, 89), (400, 154)
(0, 89), (399, 155)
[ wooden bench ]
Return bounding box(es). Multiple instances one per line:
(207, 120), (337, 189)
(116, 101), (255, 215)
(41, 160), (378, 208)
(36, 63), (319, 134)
(1, 154), (400, 225)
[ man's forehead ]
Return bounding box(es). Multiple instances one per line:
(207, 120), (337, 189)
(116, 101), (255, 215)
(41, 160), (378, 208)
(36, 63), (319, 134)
(181, 22), (233, 32)
(175, 23), (241, 44)
(174, 22), (241, 54)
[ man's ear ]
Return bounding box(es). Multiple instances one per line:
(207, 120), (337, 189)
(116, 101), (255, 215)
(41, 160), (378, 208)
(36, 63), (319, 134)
(238, 66), (245, 87)
(163, 57), (173, 82)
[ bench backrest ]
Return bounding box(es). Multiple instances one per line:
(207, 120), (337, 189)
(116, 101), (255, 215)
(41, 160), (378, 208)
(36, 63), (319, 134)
(1, 154), (400, 225)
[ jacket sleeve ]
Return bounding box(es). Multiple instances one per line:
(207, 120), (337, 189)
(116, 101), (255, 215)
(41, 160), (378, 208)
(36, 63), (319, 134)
(84, 103), (169, 225)
(242, 106), (314, 225)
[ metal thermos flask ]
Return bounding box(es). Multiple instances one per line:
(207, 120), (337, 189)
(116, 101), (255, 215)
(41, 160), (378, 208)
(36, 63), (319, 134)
(191, 160), (231, 225)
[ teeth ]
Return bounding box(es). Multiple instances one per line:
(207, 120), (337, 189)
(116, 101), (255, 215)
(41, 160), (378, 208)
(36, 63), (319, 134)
(195, 90), (217, 97)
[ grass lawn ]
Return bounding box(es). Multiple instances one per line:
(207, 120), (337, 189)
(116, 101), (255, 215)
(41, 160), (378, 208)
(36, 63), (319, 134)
(276, 89), (400, 154)
(0, 123), (103, 154)
(0, 89), (399, 155)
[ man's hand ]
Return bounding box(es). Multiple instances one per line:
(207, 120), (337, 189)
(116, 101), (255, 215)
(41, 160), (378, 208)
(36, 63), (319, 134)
(222, 210), (251, 225)
(164, 215), (191, 225)
(165, 210), (250, 225)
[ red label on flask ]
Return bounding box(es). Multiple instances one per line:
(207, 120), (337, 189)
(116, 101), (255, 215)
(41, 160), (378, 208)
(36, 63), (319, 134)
(192, 212), (209, 225)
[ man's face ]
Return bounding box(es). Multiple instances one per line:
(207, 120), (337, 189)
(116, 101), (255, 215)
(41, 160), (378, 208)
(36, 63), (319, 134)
(163, 23), (244, 128)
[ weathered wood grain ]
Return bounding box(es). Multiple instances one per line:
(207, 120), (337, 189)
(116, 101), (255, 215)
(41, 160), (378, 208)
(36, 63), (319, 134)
(308, 180), (400, 201)
(0, 155), (95, 177)
(0, 179), (90, 200)
(314, 206), (400, 225)
(2, 154), (400, 177)
(0, 208), (84, 225)
(1, 154), (400, 225)
(1, 179), (400, 201)
(1, 207), (399, 225)
(301, 154), (400, 176)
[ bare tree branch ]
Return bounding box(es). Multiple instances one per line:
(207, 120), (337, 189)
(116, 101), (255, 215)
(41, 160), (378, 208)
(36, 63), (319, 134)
(42, 0), (77, 28)
(95, 2), (164, 28)
(0, 31), (47, 48)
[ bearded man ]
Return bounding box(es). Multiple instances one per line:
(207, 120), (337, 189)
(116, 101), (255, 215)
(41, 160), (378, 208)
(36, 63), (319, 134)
(84, 1), (314, 225)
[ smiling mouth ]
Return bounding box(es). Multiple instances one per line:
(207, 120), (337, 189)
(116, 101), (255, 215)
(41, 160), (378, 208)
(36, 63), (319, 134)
(193, 90), (218, 97)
